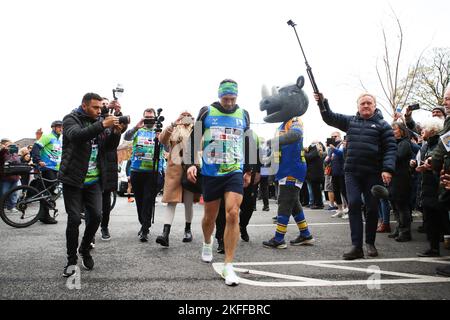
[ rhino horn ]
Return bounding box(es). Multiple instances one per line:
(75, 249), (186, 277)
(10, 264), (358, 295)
(261, 84), (270, 98)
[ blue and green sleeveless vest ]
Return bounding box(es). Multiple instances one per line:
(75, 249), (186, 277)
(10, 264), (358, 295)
(274, 117), (307, 182)
(36, 131), (62, 171)
(130, 128), (164, 172)
(201, 105), (246, 177)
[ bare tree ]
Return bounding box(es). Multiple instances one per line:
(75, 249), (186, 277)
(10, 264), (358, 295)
(374, 14), (423, 117)
(405, 47), (450, 110)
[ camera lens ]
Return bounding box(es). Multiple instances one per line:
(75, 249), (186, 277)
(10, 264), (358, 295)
(119, 115), (130, 125)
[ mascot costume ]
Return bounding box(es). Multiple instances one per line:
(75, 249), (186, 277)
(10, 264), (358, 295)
(260, 75), (314, 248)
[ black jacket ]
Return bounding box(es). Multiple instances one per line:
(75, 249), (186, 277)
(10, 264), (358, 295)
(58, 108), (121, 189)
(319, 100), (397, 175)
(418, 135), (441, 207)
(389, 137), (412, 202)
(100, 112), (127, 191)
(304, 144), (325, 182)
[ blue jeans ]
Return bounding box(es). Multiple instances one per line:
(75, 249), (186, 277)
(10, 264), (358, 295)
(1, 180), (19, 210)
(306, 181), (314, 206)
(378, 199), (391, 224)
(345, 173), (382, 248)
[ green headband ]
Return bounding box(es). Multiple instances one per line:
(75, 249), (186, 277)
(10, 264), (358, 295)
(218, 81), (238, 98)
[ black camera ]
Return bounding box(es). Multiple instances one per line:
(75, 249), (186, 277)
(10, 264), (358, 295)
(326, 137), (335, 147)
(101, 105), (110, 117)
(144, 117), (156, 125)
(154, 108), (164, 133)
(112, 84), (124, 101)
(119, 115), (130, 125)
(408, 103), (420, 111)
(143, 109), (165, 132)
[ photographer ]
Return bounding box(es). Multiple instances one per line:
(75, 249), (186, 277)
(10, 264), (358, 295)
(98, 97), (128, 241)
(124, 108), (164, 242)
(60, 93), (121, 277)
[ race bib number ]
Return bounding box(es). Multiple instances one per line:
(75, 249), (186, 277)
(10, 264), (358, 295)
(88, 144), (98, 171)
(205, 127), (243, 164)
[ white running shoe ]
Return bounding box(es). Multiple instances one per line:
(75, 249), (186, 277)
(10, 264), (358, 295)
(201, 238), (213, 263)
(342, 213), (349, 219)
(221, 263), (239, 286)
(331, 210), (344, 218)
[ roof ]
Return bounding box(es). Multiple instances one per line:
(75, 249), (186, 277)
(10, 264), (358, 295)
(14, 138), (36, 148)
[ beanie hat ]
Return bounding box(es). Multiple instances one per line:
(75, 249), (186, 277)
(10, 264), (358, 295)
(432, 106), (445, 115)
(218, 80), (238, 98)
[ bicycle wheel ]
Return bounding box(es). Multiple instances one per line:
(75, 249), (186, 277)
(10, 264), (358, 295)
(0, 185), (42, 228)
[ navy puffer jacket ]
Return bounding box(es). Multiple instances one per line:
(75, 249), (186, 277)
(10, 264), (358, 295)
(320, 100), (397, 175)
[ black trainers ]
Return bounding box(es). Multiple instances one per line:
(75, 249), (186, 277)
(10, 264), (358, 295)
(62, 260), (77, 278)
(217, 238), (225, 254)
(262, 206), (270, 211)
(101, 228), (111, 241)
(290, 234), (314, 246)
(79, 249), (94, 270)
(263, 237), (287, 249)
(139, 230), (149, 242)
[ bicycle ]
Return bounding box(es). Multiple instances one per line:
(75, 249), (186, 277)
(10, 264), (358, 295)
(0, 165), (61, 228)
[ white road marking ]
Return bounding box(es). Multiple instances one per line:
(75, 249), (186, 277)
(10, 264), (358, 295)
(212, 257), (450, 287)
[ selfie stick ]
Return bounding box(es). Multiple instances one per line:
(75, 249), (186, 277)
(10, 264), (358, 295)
(287, 20), (326, 112)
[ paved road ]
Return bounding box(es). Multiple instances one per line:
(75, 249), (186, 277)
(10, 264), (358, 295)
(1, 196), (449, 301)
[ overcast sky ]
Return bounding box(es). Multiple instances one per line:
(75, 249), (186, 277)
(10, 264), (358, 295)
(1, 0), (448, 145)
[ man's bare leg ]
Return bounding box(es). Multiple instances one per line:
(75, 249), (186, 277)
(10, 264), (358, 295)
(202, 199), (221, 244)
(223, 192), (243, 264)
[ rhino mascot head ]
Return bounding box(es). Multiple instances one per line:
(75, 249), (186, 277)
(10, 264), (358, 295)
(259, 76), (309, 123)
